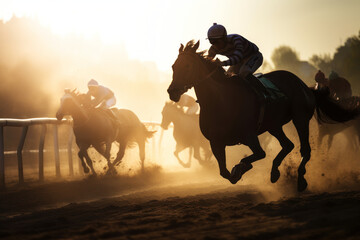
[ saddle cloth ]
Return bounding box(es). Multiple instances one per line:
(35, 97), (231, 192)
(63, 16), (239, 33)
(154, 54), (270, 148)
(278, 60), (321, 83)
(254, 73), (287, 101)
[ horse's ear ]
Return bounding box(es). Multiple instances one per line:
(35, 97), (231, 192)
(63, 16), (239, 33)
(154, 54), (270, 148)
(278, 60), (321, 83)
(193, 40), (200, 51)
(64, 88), (70, 94)
(179, 44), (184, 53)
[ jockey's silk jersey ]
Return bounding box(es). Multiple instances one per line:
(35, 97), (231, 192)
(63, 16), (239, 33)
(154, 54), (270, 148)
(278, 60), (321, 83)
(88, 85), (114, 106)
(208, 34), (259, 66)
(177, 94), (197, 107)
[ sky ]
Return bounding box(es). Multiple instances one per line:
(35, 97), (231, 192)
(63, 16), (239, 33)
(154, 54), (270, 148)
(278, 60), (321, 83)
(0, 0), (359, 73)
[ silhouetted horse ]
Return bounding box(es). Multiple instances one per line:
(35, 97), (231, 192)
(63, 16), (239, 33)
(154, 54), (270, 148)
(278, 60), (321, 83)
(56, 90), (154, 175)
(167, 40), (359, 191)
(161, 101), (212, 168)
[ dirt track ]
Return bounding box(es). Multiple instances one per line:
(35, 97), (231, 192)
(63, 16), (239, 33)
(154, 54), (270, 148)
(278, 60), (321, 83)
(1, 170), (360, 240)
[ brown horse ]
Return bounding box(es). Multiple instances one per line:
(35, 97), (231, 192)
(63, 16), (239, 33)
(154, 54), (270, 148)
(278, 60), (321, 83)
(56, 90), (154, 175)
(167, 40), (359, 191)
(161, 101), (212, 168)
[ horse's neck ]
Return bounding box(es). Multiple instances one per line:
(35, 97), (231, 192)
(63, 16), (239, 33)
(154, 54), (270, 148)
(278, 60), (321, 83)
(194, 75), (253, 116)
(71, 107), (90, 128)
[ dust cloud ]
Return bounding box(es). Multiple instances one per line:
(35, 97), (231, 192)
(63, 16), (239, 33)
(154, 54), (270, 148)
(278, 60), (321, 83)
(1, 17), (359, 208)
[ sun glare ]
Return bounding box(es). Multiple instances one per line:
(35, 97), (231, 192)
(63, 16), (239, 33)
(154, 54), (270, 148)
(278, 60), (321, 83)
(1, 0), (182, 71)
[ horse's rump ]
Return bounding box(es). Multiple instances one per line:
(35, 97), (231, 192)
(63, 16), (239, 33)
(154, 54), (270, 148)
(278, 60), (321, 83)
(112, 108), (155, 141)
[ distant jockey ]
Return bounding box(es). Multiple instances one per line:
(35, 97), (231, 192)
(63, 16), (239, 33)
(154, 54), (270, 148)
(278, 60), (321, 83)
(87, 79), (116, 109)
(328, 71), (352, 100)
(315, 70), (352, 100)
(177, 94), (199, 115)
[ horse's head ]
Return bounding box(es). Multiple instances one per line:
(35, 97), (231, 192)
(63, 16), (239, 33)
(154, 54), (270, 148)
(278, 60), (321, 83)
(161, 101), (178, 130)
(56, 89), (81, 120)
(167, 40), (204, 102)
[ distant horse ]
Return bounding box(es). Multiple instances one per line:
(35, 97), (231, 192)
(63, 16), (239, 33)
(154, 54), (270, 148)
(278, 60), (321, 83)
(167, 40), (359, 191)
(161, 101), (212, 168)
(56, 90), (155, 175)
(318, 97), (360, 150)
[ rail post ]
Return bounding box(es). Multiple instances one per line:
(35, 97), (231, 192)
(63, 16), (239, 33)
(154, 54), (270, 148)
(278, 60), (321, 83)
(53, 125), (61, 178)
(38, 124), (46, 181)
(67, 126), (74, 176)
(0, 126), (5, 189)
(17, 126), (28, 184)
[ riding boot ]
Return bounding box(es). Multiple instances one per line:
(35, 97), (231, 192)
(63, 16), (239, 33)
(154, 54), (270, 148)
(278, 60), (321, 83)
(245, 74), (270, 104)
(245, 74), (268, 132)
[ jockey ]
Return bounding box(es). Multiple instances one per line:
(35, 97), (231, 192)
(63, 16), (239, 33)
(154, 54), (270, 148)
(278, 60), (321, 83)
(87, 79), (116, 109)
(315, 70), (352, 100)
(177, 94), (199, 115)
(206, 23), (268, 100)
(328, 71), (352, 100)
(315, 70), (329, 91)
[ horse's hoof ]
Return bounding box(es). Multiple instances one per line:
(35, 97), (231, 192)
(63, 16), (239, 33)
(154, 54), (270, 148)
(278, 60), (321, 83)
(230, 163), (253, 184)
(297, 176), (308, 192)
(83, 167), (90, 174)
(270, 168), (280, 183)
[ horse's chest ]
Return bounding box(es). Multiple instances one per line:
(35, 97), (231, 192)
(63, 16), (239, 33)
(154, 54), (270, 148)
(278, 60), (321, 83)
(199, 110), (255, 144)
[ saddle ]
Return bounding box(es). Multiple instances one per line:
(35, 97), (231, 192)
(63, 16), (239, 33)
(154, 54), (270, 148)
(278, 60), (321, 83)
(246, 73), (288, 132)
(253, 73), (287, 102)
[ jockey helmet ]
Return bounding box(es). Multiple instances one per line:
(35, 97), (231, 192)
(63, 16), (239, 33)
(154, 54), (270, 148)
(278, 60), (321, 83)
(88, 79), (99, 87)
(207, 23), (227, 40)
(315, 70), (325, 82)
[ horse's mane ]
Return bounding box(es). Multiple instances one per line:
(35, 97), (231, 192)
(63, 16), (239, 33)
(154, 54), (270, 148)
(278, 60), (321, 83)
(182, 40), (244, 86)
(183, 40), (221, 71)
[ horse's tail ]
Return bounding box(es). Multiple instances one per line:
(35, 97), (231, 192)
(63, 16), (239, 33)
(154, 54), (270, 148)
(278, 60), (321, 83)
(311, 87), (359, 124)
(142, 123), (156, 140)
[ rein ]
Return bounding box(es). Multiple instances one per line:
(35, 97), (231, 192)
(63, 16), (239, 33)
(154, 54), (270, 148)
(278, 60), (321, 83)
(179, 52), (218, 87)
(62, 94), (90, 124)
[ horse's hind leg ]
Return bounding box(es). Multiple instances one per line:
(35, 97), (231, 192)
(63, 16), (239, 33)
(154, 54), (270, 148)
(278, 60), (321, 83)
(231, 136), (266, 184)
(268, 127), (294, 183)
(293, 118), (311, 192)
(113, 140), (126, 166)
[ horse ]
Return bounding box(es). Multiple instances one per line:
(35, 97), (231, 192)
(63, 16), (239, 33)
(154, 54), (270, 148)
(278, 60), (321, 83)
(160, 101), (213, 168)
(167, 40), (359, 192)
(56, 89), (155, 175)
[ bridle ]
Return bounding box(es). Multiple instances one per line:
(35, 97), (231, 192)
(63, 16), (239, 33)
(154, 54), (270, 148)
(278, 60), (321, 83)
(60, 93), (90, 123)
(178, 51), (218, 88)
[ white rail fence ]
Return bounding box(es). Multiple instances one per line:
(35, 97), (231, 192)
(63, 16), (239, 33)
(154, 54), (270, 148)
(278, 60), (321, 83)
(0, 118), (73, 188)
(0, 118), (162, 189)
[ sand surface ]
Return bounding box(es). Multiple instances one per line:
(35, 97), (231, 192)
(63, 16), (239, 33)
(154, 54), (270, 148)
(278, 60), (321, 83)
(1, 169), (360, 240)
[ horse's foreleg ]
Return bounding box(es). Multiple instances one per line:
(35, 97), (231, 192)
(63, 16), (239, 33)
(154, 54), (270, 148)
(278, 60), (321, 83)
(230, 136), (265, 184)
(210, 141), (230, 181)
(138, 140), (145, 171)
(93, 142), (113, 174)
(293, 119), (311, 192)
(78, 150), (89, 174)
(268, 128), (294, 183)
(327, 134), (334, 150)
(174, 144), (190, 168)
(83, 149), (97, 176)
